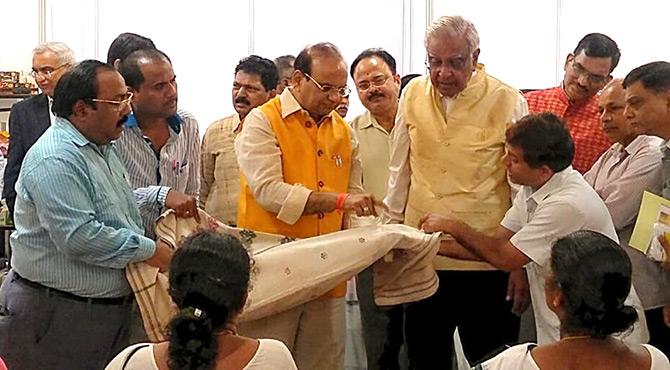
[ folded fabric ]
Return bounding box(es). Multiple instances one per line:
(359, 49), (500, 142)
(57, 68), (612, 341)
(126, 210), (441, 342)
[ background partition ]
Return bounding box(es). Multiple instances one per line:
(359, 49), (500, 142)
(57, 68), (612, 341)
(1, 0), (669, 130)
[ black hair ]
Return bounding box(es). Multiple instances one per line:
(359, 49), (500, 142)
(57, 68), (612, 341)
(505, 113), (574, 172)
(623, 61), (670, 93)
(52, 60), (116, 118)
(400, 73), (421, 95)
(294, 42), (343, 76)
(167, 231), (251, 370)
(118, 48), (172, 90)
(106, 32), (156, 65)
(349, 48), (397, 78)
(235, 55), (279, 92)
(573, 33), (621, 73)
(550, 231), (638, 338)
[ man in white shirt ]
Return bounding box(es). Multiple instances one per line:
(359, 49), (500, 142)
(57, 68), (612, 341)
(349, 48), (403, 370)
(420, 112), (648, 344)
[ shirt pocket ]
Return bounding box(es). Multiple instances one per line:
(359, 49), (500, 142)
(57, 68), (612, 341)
(177, 160), (190, 190)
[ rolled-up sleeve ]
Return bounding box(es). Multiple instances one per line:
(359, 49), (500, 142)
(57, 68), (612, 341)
(235, 108), (312, 225)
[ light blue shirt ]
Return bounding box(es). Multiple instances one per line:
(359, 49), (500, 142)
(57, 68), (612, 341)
(11, 117), (156, 298)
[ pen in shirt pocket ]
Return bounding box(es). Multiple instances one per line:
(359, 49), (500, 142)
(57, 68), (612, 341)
(179, 160), (188, 174)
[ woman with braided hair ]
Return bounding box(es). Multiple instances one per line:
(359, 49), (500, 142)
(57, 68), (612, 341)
(477, 230), (670, 369)
(107, 231), (297, 370)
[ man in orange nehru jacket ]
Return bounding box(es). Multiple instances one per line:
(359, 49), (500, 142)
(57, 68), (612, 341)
(234, 42), (378, 370)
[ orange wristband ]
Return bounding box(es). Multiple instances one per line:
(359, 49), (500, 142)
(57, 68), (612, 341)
(336, 193), (349, 212)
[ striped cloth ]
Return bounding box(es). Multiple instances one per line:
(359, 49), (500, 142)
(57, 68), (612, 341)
(127, 210), (441, 342)
(115, 110), (201, 239)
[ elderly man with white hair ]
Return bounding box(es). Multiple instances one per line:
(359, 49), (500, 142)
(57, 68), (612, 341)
(2, 41), (76, 219)
(383, 15), (529, 368)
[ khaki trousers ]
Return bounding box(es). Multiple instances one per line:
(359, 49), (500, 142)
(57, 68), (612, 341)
(239, 297), (345, 370)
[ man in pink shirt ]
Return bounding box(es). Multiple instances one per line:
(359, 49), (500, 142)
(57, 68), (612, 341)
(525, 33), (620, 173)
(584, 78), (669, 356)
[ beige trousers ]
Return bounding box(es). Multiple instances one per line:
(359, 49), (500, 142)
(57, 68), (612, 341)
(239, 297), (345, 370)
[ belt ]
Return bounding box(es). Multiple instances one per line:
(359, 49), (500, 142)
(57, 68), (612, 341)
(13, 272), (134, 306)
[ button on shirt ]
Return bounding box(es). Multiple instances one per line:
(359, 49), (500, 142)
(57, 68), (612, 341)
(384, 82), (528, 224)
(115, 110), (201, 239)
(200, 113), (242, 225)
(235, 89), (365, 225)
(585, 135), (668, 310)
(11, 117), (155, 298)
(350, 110), (393, 201)
(584, 135), (663, 234)
(501, 166), (647, 344)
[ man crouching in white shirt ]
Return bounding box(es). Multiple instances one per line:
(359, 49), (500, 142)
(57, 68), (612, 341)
(419, 112), (649, 345)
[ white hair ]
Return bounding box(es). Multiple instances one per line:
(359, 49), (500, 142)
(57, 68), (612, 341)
(425, 16), (480, 52)
(33, 42), (76, 66)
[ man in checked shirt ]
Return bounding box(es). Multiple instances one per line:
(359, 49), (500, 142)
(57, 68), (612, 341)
(525, 33), (621, 173)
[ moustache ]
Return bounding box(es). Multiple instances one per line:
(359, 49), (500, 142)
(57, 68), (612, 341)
(235, 97), (251, 106)
(367, 92), (385, 101)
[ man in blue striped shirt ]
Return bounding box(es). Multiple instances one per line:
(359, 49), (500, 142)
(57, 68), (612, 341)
(117, 48), (201, 240)
(0, 60), (174, 370)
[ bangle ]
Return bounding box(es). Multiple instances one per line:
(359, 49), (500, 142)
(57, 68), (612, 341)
(336, 193), (349, 212)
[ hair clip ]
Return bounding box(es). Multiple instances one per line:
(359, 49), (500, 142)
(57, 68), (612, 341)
(194, 308), (203, 318)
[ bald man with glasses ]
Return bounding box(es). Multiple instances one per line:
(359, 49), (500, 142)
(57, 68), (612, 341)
(3, 42), (75, 220)
(235, 42), (377, 370)
(384, 16), (529, 369)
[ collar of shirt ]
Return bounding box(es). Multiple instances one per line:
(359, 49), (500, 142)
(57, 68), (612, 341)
(231, 113), (242, 133)
(558, 83), (599, 108)
(357, 110), (391, 135)
(523, 166), (574, 206)
(53, 116), (109, 155)
(280, 88), (335, 125)
(47, 95), (55, 124)
(620, 135), (654, 157)
(124, 112), (184, 134)
(438, 66), (481, 114)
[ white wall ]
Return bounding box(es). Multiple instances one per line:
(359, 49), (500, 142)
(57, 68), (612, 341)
(2, 0), (670, 131)
(0, 1), (39, 72)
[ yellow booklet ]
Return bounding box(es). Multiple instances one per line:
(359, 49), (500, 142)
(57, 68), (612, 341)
(630, 191), (670, 256)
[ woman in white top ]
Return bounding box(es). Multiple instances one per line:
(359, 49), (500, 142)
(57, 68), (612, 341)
(478, 231), (670, 370)
(106, 231), (297, 370)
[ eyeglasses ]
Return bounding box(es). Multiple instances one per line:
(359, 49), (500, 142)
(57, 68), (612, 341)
(29, 64), (69, 79)
(571, 61), (609, 85)
(303, 72), (351, 97)
(90, 92), (133, 111)
(425, 54), (470, 72)
(356, 75), (391, 91)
